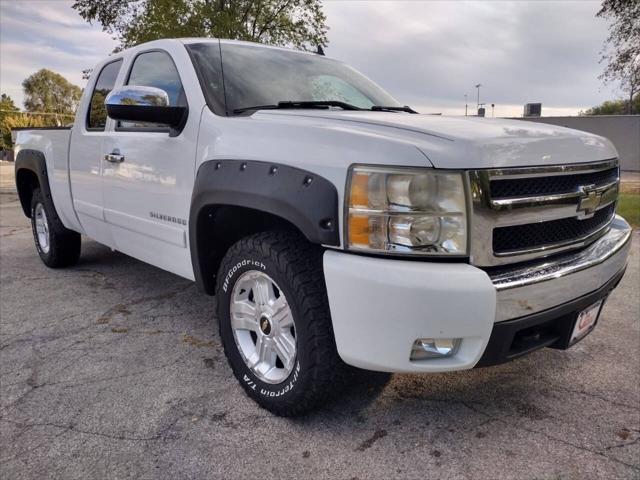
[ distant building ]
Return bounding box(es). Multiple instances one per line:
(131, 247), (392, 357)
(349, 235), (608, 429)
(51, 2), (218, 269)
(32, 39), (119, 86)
(524, 103), (542, 117)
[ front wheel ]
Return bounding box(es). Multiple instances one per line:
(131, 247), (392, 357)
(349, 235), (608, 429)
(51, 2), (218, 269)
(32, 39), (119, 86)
(216, 231), (348, 416)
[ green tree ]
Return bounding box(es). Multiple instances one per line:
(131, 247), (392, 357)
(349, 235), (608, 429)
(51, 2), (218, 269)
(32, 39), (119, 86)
(0, 92), (62, 150)
(72, 0), (328, 51)
(0, 94), (19, 115)
(0, 114), (49, 151)
(0, 94), (20, 150)
(581, 94), (640, 115)
(22, 69), (82, 119)
(597, 0), (640, 113)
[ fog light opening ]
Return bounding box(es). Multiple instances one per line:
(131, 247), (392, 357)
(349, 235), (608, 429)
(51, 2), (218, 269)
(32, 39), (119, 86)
(410, 338), (462, 361)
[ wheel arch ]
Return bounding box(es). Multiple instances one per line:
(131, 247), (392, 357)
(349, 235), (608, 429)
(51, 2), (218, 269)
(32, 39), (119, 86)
(189, 160), (340, 295)
(15, 149), (51, 218)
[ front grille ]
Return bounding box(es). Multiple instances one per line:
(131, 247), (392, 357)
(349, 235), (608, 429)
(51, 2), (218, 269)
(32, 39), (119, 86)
(469, 159), (619, 266)
(493, 204), (615, 254)
(490, 167), (618, 198)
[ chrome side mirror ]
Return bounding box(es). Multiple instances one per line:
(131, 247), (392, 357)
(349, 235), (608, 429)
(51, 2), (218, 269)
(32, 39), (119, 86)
(107, 85), (171, 108)
(105, 86), (187, 135)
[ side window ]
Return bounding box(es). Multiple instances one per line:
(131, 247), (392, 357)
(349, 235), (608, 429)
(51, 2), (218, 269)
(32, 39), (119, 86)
(120, 50), (185, 129)
(87, 59), (122, 130)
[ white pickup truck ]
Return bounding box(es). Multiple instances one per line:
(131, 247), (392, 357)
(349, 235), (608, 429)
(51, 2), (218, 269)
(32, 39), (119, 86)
(14, 38), (631, 416)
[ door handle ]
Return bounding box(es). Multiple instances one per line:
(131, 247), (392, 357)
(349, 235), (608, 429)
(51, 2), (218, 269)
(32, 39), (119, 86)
(104, 151), (124, 163)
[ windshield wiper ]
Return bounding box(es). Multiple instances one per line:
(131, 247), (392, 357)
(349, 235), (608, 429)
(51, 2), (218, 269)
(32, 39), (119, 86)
(233, 100), (364, 114)
(232, 104), (279, 114)
(279, 100), (363, 111)
(371, 105), (418, 113)
(233, 101), (418, 114)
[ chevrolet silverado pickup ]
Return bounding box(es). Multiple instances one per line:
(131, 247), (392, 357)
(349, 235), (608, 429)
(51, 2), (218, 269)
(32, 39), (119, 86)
(14, 38), (631, 416)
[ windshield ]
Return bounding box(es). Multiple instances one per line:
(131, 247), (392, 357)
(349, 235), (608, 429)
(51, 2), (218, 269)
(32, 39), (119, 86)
(187, 42), (401, 115)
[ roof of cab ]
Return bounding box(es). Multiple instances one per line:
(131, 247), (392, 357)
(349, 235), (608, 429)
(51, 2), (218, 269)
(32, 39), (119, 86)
(124, 37), (320, 56)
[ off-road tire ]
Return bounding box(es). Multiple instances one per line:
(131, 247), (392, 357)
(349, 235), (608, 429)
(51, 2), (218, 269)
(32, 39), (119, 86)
(30, 188), (81, 268)
(216, 231), (348, 416)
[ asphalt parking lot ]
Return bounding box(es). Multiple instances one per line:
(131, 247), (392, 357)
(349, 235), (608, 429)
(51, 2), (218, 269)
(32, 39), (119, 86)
(1, 164), (639, 479)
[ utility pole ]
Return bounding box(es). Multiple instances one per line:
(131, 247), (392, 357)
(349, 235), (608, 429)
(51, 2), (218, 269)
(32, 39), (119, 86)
(464, 94), (468, 116)
(475, 84), (482, 108)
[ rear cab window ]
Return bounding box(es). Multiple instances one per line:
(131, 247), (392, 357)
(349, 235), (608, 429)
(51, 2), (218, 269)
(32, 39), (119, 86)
(86, 59), (123, 131)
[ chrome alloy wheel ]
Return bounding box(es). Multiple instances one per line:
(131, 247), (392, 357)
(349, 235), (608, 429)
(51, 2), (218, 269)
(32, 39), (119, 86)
(230, 271), (297, 384)
(34, 203), (50, 254)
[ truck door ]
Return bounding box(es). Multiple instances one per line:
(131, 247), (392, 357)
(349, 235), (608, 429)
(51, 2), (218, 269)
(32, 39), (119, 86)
(101, 49), (197, 280)
(69, 59), (123, 247)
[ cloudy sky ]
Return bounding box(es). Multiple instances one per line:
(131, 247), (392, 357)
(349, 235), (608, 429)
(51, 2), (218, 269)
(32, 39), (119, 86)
(0, 0), (619, 117)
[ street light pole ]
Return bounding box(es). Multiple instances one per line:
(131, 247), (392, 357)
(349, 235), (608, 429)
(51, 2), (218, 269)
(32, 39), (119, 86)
(464, 94), (468, 116)
(475, 84), (482, 108)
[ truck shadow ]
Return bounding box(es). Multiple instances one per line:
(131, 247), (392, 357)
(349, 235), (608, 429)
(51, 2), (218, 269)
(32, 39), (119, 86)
(293, 352), (577, 434)
(276, 358), (608, 464)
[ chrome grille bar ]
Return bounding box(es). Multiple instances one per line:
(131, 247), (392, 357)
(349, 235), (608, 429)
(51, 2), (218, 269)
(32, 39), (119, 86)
(490, 180), (618, 209)
(482, 159), (619, 180)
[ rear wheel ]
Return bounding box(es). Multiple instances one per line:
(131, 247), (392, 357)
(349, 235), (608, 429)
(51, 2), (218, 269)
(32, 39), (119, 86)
(30, 188), (81, 268)
(216, 231), (348, 416)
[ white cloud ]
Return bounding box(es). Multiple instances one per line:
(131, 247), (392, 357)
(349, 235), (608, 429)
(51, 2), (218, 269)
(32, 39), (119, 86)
(0, 0), (117, 108)
(322, 0), (618, 116)
(0, 0), (619, 116)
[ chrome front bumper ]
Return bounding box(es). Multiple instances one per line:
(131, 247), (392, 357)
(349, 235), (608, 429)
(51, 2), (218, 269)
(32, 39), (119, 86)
(491, 215), (632, 322)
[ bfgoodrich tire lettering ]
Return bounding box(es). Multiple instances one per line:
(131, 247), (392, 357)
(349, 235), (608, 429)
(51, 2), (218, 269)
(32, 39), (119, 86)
(216, 231), (348, 416)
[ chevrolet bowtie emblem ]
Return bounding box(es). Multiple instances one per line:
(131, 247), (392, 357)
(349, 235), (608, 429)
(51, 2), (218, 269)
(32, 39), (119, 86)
(577, 184), (602, 218)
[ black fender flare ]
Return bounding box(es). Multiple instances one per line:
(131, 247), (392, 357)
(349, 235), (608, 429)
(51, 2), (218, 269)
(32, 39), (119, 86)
(189, 160), (340, 292)
(14, 149), (53, 218)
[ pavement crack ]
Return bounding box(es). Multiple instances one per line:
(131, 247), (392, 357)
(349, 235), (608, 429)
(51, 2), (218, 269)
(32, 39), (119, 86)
(96, 284), (193, 324)
(355, 429), (388, 452)
(547, 383), (640, 412)
(463, 401), (640, 471)
(605, 435), (640, 451)
(34, 352), (192, 390)
(0, 226), (30, 237)
(0, 416), (182, 458)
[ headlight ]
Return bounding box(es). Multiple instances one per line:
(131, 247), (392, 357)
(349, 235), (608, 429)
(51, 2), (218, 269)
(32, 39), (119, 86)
(346, 166), (468, 255)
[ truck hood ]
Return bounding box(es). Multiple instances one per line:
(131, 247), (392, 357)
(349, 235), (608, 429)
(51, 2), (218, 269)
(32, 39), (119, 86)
(257, 110), (617, 169)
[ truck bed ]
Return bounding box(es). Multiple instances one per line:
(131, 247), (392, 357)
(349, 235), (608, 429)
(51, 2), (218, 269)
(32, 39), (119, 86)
(14, 127), (78, 231)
